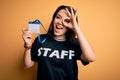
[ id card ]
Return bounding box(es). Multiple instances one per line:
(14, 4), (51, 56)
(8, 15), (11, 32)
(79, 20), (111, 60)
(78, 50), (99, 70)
(28, 20), (41, 33)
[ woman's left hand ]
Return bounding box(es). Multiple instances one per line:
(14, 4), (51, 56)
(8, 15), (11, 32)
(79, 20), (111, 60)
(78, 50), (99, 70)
(63, 7), (79, 31)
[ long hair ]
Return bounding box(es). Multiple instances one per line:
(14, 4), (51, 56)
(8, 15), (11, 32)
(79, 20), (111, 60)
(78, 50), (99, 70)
(47, 5), (78, 41)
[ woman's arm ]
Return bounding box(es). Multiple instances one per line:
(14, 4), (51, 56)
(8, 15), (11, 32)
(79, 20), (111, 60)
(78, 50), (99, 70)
(22, 28), (35, 69)
(65, 8), (95, 62)
(74, 25), (95, 62)
(23, 48), (35, 69)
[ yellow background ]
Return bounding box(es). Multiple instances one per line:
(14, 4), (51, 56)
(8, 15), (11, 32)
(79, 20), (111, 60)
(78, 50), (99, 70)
(0, 0), (120, 80)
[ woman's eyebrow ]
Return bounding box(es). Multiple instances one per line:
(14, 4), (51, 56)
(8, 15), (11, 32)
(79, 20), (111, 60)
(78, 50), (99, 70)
(56, 14), (61, 17)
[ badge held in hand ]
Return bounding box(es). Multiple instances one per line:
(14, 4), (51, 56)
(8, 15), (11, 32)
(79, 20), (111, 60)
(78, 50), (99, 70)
(28, 19), (47, 44)
(28, 20), (41, 33)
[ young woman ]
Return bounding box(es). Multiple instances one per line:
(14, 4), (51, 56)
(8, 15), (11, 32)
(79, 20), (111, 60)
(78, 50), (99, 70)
(22, 5), (95, 80)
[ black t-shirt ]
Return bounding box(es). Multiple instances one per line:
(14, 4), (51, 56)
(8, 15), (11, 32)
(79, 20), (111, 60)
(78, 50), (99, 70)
(31, 34), (88, 80)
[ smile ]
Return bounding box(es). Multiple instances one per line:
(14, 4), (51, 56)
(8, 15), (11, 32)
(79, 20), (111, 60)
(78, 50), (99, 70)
(56, 24), (63, 29)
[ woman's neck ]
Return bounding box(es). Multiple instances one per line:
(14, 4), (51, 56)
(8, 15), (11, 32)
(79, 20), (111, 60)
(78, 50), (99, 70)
(54, 36), (66, 41)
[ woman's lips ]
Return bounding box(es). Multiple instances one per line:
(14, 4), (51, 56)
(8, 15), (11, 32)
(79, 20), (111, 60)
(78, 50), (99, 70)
(56, 25), (63, 29)
(55, 25), (63, 33)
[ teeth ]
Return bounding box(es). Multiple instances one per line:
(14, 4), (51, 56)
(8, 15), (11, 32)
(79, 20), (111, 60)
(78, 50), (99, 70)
(56, 25), (63, 29)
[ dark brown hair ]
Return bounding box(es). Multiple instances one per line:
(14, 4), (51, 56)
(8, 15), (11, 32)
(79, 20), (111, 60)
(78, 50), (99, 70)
(47, 5), (78, 41)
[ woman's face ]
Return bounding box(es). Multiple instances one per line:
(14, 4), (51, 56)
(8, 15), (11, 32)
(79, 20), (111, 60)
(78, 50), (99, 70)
(53, 9), (70, 38)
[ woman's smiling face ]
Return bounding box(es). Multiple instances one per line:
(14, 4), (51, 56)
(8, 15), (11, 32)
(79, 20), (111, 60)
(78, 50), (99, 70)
(53, 9), (70, 38)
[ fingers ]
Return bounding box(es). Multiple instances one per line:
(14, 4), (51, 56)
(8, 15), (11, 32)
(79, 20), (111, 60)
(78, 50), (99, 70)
(65, 7), (78, 18)
(22, 28), (33, 42)
(22, 28), (27, 34)
(74, 9), (78, 18)
(22, 28), (28, 32)
(70, 7), (74, 16)
(64, 17), (71, 23)
(65, 8), (71, 17)
(63, 17), (73, 29)
(64, 7), (78, 30)
(22, 28), (32, 35)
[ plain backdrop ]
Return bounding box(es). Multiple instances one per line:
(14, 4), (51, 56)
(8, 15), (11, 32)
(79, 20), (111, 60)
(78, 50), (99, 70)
(0, 0), (120, 80)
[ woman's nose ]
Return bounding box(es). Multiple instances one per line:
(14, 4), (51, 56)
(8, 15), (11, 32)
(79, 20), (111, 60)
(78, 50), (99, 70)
(58, 19), (63, 24)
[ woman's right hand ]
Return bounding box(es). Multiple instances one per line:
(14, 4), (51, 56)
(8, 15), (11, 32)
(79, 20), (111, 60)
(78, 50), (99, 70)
(22, 28), (35, 69)
(22, 28), (33, 48)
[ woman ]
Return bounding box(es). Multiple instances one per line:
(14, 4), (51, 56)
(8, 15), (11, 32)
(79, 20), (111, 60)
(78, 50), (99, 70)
(22, 5), (95, 80)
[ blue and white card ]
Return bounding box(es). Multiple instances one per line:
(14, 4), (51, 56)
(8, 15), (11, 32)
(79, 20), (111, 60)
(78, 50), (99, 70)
(28, 20), (41, 33)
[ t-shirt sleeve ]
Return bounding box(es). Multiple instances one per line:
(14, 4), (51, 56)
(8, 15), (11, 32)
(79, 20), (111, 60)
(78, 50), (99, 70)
(31, 37), (39, 62)
(73, 39), (89, 65)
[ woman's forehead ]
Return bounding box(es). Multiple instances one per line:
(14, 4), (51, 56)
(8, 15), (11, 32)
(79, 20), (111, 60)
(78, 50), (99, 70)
(57, 9), (69, 17)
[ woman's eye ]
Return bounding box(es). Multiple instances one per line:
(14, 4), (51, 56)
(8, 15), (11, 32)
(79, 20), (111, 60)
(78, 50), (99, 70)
(64, 18), (71, 23)
(55, 16), (60, 19)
